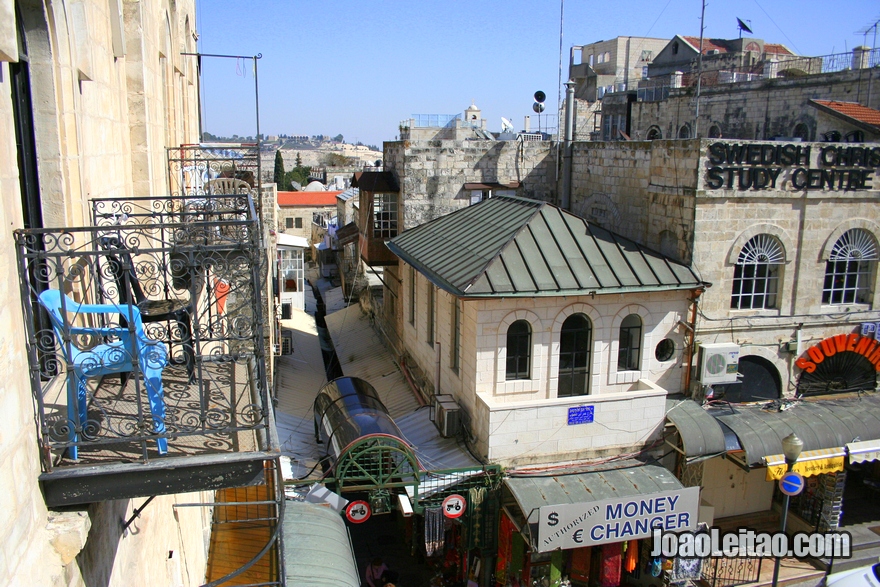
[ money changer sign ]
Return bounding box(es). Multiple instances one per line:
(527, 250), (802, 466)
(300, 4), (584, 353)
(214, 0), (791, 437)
(537, 487), (701, 552)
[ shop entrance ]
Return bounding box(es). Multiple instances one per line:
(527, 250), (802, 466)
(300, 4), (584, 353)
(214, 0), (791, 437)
(841, 461), (880, 527)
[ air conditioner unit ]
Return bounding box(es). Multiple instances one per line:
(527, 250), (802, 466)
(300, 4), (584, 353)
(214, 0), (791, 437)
(432, 394), (461, 438)
(281, 332), (294, 355)
(697, 343), (741, 384)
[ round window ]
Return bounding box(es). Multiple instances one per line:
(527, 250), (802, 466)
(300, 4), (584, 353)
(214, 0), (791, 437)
(655, 338), (675, 362)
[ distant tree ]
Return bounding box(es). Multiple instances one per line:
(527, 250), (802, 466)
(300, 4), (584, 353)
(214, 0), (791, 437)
(273, 150), (286, 188)
(322, 153), (356, 167)
(295, 152), (302, 168)
(333, 134), (344, 142)
(287, 164), (311, 188)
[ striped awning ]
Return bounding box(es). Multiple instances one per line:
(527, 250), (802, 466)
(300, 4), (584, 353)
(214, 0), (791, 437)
(763, 447), (846, 480)
(847, 439), (880, 464)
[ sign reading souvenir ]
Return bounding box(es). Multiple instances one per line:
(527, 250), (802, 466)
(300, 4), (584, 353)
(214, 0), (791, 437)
(567, 405), (595, 426)
(442, 494), (466, 519)
(704, 142), (880, 192)
(778, 471), (805, 496)
(537, 487), (700, 552)
(345, 500), (371, 524)
(795, 333), (880, 374)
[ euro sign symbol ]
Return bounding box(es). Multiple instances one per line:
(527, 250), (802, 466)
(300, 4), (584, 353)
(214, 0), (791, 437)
(573, 529), (583, 543)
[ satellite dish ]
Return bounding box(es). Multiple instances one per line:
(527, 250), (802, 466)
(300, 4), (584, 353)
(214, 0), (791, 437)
(534, 90), (546, 103)
(533, 102), (545, 113)
(501, 117), (514, 132)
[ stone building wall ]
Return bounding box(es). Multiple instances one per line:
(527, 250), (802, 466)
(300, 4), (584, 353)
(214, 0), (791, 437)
(0, 1), (213, 585)
(629, 67), (880, 141)
(384, 139), (557, 229)
(569, 138), (880, 396)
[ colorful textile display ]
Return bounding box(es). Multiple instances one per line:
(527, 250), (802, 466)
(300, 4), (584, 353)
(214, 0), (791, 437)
(624, 540), (639, 573)
(671, 555), (704, 581)
(425, 506), (445, 556)
(495, 513), (515, 584)
(599, 542), (622, 587)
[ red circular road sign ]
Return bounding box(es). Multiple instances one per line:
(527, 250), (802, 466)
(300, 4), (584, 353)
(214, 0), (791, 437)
(442, 494), (467, 519)
(345, 500), (371, 523)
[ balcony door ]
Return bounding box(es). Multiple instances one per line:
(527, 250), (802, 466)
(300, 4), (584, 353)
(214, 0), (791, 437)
(558, 314), (592, 397)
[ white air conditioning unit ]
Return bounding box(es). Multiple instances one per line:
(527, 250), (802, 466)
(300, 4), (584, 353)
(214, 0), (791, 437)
(432, 394), (461, 438)
(697, 343), (741, 384)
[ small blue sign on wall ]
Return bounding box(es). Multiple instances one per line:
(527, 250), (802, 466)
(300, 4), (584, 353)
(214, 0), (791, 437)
(567, 405), (595, 425)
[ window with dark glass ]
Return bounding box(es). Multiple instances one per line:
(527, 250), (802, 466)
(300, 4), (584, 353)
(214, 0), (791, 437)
(617, 314), (642, 371)
(506, 320), (531, 380)
(731, 235), (784, 310)
(285, 217), (293, 228)
(823, 229), (877, 305)
(558, 314), (592, 397)
(294, 217), (303, 229)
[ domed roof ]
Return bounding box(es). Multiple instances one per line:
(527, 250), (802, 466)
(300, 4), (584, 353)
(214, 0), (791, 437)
(303, 180), (327, 191)
(465, 103), (480, 112)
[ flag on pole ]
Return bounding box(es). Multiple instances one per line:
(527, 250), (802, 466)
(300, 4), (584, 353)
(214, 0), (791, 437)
(737, 18), (753, 34)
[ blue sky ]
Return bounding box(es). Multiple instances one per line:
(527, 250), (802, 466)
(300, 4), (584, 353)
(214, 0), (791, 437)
(196, 0), (879, 147)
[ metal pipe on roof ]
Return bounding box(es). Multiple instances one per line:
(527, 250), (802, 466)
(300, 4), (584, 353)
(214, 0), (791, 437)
(561, 80), (576, 211)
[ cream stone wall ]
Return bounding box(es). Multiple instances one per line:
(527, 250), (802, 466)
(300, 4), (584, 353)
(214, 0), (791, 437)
(699, 456), (774, 518)
(1, 1), (211, 585)
(569, 138), (880, 397)
(398, 265), (692, 465)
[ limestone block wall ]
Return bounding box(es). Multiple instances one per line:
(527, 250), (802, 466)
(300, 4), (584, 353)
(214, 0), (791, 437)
(277, 205), (335, 241)
(629, 68), (880, 142)
(383, 139), (556, 229)
(569, 140), (701, 264)
(398, 263), (691, 465)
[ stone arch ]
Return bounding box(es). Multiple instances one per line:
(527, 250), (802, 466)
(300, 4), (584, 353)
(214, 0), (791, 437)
(678, 124), (691, 139)
(495, 309), (546, 390)
(736, 346), (787, 397)
(708, 124), (722, 138)
(646, 126), (662, 140)
(820, 219), (880, 261)
(727, 224), (795, 264)
(791, 116), (815, 142)
(548, 304), (603, 398)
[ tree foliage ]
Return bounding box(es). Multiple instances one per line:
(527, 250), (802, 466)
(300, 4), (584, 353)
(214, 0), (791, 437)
(273, 149), (286, 189)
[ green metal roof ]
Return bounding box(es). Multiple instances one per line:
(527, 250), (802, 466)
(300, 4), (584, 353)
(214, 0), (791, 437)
(386, 196), (704, 297)
(283, 502), (360, 586)
(665, 398), (727, 461)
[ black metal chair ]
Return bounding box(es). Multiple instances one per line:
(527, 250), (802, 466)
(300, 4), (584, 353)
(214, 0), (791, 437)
(98, 236), (200, 381)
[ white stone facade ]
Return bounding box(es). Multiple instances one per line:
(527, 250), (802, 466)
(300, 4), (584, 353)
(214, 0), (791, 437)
(0, 1), (213, 585)
(399, 267), (692, 466)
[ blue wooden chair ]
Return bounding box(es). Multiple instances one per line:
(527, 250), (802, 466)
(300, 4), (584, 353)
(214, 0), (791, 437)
(38, 289), (169, 459)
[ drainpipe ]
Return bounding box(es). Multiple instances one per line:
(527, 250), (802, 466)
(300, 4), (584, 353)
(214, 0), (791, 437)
(434, 341), (442, 396)
(683, 287), (705, 394)
(561, 80), (576, 210)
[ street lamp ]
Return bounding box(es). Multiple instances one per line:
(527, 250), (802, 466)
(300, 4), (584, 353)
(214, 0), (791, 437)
(771, 433), (804, 587)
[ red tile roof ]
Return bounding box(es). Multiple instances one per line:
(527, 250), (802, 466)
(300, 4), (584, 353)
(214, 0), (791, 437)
(277, 191), (342, 207)
(811, 100), (880, 130)
(681, 36), (729, 54)
(764, 43), (794, 55)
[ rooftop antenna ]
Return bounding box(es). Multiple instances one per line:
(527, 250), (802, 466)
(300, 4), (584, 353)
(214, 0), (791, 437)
(856, 17), (880, 106)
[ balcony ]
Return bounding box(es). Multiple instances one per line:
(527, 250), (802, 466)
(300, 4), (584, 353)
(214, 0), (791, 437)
(16, 167), (277, 505)
(352, 171), (400, 266)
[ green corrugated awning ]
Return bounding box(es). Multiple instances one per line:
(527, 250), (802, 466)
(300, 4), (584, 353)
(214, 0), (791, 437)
(710, 395), (880, 468)
(666, 399), (727, 461)
(504, 462), (687, 545)
(283, 502), (359, 587)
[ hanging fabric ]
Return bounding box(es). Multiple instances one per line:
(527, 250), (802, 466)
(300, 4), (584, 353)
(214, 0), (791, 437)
(495, 512), (515, 584)
(425, 506), (445, 556)
(467, 486), (486, 549)
(599, 542), (622, 587)
(624, 539), (639, 573)
(671, 556), (704, 581)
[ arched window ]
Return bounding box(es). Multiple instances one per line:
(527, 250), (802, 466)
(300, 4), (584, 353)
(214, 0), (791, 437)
(604, 52), (611, 63)
(506, 320), (531, 380)
(823, 229), (878, 305)
(678, 125), (691, 139)
(708, 125), (722, 138)
(793, 123), (810, 141)
(646, 126), (662, 140)
(617, 314), (642, 371)
(731, 235), (784, 309)
(558, 314), (592, 397)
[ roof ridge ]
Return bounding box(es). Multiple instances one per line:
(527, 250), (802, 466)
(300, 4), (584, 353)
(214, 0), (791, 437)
(460, 197), (546, 293)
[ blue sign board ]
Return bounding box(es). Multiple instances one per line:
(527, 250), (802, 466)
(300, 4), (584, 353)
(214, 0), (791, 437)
(567, 405), (595, 425)
(779, 471), (805, 496)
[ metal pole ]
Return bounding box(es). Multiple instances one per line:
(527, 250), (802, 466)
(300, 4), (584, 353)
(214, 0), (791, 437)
(694, 0), (706, 138)
(771, 462), (794, 587)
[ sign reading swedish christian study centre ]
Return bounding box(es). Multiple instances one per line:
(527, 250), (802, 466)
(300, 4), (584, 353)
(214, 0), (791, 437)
(537, 487), (700, 552)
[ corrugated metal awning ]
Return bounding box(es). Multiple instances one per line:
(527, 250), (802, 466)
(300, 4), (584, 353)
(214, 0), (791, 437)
(505, 462), (685, 526)
(711, 395), (880, 468)
(666, 399), (726, 461)
(283, 502), (359, 587)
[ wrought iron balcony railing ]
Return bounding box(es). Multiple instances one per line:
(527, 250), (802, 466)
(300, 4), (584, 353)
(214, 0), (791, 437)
(16, 193), (274, 501)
